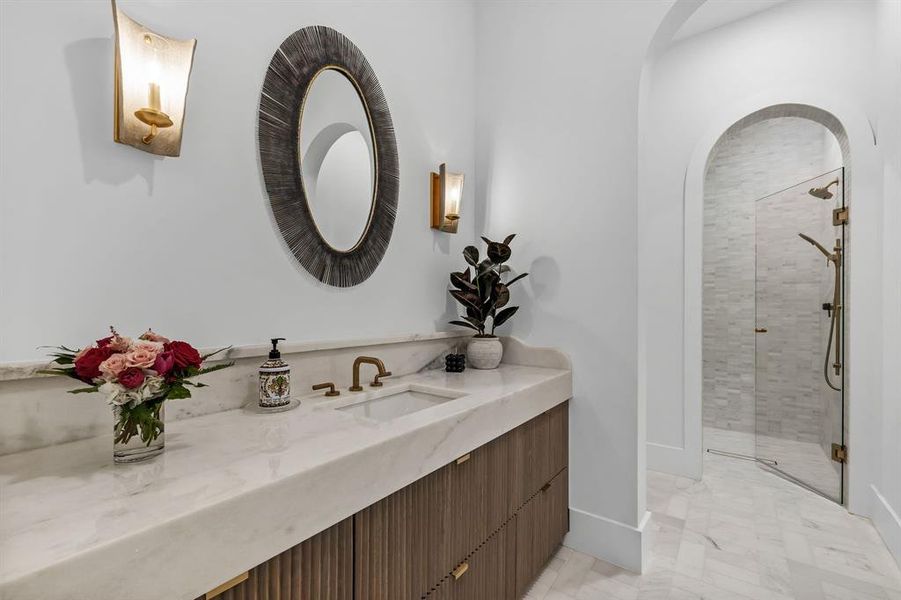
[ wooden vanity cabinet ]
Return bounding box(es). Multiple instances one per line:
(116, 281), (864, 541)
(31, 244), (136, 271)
(202, 401), (568, 600)
(197, 517), (352, 600)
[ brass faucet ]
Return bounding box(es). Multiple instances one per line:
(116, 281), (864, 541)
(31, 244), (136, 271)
(349, 356), (392, 391)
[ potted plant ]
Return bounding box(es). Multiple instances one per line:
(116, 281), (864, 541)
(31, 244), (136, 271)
(41, 327), (233, 463)
(448, 234), (528, 369)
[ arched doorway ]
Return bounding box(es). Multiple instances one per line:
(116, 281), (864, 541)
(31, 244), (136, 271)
(700, 107), (850, 503)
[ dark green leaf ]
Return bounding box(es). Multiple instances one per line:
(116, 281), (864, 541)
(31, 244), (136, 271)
(450, 289), (481, 312)
(449, 320), (480, 332)
(486, 241), (512, 264)
(67, 385), (100, 394)
(450, 271), (476, 292)
(493, 283), (510, 309)
(463, 246), (479, 266)
(188, 362), (235, 378)
(503, 234), (516, 245)
(165, 384), (192, 400)
(492, 306), (519, 331)
(201, 346), (233, 361)
(505, 272), (529, 286)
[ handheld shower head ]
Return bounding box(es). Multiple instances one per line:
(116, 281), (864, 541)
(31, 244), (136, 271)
(798, 233), (832, 258)
(808, 178), (840, 200)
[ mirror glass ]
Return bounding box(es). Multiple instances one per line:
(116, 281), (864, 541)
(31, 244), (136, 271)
(299, 69), (375, 252)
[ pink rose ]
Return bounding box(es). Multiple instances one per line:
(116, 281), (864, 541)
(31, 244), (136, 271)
(132, 339), (163, 355)
(108, 335), (132, 353)
(117, 367), (145, 390)
(152, 351), (175, 377)
(140, 329), (170, 344)
(99, 354), (128, 379)
(125, 348), (157, 369)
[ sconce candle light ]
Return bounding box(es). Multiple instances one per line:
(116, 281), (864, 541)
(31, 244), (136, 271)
(112, 0), (196, 156)
(431, 163), (465, 233)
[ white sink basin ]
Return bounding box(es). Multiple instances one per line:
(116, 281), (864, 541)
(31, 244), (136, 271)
(332, 384), (465, 422)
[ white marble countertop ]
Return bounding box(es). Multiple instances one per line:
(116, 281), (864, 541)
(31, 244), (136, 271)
(0, 362), (571, 600)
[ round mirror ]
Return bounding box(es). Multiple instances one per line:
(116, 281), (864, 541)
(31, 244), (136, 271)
(299, 69), (375, 252)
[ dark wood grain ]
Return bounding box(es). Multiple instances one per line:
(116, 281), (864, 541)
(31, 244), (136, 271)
(513, 468), (570, 599)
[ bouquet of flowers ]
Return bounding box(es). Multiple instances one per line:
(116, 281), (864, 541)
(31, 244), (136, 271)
(42, 327), (232, 447)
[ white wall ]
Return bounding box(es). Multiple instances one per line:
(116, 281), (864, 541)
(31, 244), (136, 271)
(875, 0), (901, 567)
(640, 0), (900, 564)
(0, 0), (476, 362)
(476, 0), (671, 572)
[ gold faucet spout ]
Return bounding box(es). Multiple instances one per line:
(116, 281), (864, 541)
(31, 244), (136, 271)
(350, 356), (389, 392)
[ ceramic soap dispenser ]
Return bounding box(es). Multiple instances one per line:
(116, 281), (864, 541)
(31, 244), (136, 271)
(259, 337), (291, 409)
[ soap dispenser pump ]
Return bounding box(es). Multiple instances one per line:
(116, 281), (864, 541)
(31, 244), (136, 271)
(259, 337), (291, 409)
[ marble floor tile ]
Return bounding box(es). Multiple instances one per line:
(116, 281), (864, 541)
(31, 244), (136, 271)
(528, 437), (901, 600)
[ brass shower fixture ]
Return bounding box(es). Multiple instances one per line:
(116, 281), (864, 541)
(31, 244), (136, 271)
(798, 233), (843, 391)
(808, 178), (840, 200)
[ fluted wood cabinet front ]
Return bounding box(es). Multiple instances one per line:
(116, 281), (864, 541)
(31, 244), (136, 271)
(353, 465), (453, 599)
(201, 401), (568, 600)
(198, 517), (352, 600)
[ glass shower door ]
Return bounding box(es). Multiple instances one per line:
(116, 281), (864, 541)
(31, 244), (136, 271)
(754, 168), (845, 502)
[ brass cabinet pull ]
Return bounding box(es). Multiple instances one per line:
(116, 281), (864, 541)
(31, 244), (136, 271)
(452, 562), (469, 580)
(206, 572), (249, 599)
(455, 453), (471, 465)
(755, 328), (768, 333)
(540, 481), (552, 493)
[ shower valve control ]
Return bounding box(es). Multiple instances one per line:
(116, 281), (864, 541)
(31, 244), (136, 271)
(822, 302), (834, 317)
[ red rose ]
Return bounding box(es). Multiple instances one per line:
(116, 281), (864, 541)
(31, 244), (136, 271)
(74, 346), (113, 381)
(117, 367), (145, 389)
(96, 336), (113, 348)
(165, 341), (202, 369)
(152, 351), (175, 377)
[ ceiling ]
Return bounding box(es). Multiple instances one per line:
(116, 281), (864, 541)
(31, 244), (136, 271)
(672, 0), (789, 43)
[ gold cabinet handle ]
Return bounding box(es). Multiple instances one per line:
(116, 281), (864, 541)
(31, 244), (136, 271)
(452, 562), (469, 580)
(206, 572), (249, 599)
(455, 453), (471, 465)
(755, 328), (768, 333)
(540, 481), (552, 493)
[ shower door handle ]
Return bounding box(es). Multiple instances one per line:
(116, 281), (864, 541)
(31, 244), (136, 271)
(755, 328), (768, 333)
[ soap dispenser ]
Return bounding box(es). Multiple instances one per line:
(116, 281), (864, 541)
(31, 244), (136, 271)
(259, 338), (291, 409)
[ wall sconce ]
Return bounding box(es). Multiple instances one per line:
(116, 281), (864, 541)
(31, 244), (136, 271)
(111, 0), (196, 157)
(430, 163), (465, 233)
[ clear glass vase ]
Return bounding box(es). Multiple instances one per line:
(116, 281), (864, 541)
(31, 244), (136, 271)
(113, 402), (165, 464)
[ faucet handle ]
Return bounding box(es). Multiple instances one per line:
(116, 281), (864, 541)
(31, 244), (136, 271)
(312, 382), (340, 397)
(371, 371), (393, 387)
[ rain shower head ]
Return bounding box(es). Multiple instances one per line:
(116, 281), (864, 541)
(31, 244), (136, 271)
(809, 178), (840, 200)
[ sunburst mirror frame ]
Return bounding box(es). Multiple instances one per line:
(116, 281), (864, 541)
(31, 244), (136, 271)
(259, 26), (399, 287)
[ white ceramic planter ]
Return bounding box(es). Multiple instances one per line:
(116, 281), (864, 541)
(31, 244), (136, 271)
(467, 336), (503, 369)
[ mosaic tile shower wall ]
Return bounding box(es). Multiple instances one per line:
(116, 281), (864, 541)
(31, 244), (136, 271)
(702, 118), (842, 444)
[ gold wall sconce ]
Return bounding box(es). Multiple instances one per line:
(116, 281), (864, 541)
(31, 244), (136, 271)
(111, 0), (196, 157)
(430, 163), (465, 233)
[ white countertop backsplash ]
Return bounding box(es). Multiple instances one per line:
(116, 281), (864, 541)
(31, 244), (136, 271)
(0, 331), (470, 456)
(0, 336), (572, 600)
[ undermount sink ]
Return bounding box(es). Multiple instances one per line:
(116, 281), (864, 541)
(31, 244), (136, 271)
(333, 384), (465, 422)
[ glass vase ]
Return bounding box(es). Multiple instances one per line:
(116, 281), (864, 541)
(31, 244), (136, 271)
(113, 401), (165, 464)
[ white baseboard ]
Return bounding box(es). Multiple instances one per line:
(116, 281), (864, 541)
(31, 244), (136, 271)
(647, 441), (702, 480)
(871, 485), (901, 568)
(564, 508), (651, 573)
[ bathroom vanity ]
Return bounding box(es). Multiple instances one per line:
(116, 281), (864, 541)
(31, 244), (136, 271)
(0, 337), (572, 600)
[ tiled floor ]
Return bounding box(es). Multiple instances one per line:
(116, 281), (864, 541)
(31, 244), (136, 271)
(526, 435), (901, 599)
(706, 426), (842, 502)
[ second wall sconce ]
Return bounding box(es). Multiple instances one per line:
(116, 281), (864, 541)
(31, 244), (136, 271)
(111, 0), (196, 157)
(430, 163), (465, 233)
